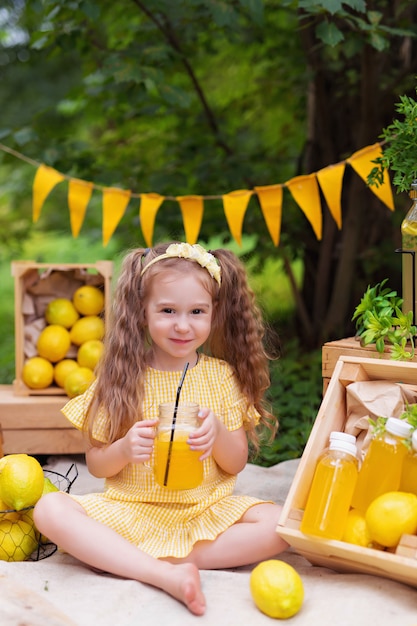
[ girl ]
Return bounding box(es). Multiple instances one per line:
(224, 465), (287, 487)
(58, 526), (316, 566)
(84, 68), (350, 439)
(34, 242), (288, 616)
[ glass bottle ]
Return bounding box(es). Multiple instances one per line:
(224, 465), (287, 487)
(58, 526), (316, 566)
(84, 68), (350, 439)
(154, 401), (203, 490)
(399, 429), (417, 495)
(300, 439), (358, 540)
(351, 417), (413, 512)
(401, 179), (417, 321)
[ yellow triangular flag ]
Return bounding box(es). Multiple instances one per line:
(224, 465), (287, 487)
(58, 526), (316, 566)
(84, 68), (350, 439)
(32, 164), (65, 222)
(68, 178), (94, 238)
(254, 184), (283, 246)
(347, 143), (394, 211)
(222, 190), (252, 246)
(102, 187), (131, 246)
(139, 193), (165, 247)
(286, 174), (323, 240)
(316, 163), (346, 229)
(176, 195), (204, 244)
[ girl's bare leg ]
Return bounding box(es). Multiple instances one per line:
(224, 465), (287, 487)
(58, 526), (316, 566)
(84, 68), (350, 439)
(165, 503), (288, 569)
(34, 492), (206, 616)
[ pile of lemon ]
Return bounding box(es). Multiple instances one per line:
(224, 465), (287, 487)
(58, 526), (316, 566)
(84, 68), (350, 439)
(22, 285), (105, 397)
(342, 491), (417, 550)
(0, 454), (58, 561)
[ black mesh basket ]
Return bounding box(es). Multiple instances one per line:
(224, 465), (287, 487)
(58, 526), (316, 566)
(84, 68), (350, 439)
(0, 463), (78, 562)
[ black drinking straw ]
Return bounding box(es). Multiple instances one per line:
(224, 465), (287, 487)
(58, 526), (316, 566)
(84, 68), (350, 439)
(163, 361), (190, 487)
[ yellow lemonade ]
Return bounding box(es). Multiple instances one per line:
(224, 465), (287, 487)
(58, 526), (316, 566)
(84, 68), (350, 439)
(351, 418), (412, 513)
(300, 442), (358, 540)
(155, 432), (204, 490)
(400, 431), (417, 495)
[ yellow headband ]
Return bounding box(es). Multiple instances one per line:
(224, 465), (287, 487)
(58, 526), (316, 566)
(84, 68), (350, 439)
(141, 243), (221, 286)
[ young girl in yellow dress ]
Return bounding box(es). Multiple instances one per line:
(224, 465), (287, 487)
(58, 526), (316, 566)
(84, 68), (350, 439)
(34, 241), (288, 616)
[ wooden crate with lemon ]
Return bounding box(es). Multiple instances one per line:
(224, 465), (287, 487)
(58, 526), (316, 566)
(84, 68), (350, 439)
(276, 356), (417, 588)
(0, 262), (113, 455)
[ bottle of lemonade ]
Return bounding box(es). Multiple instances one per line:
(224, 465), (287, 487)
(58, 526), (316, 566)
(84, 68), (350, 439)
(401, 179), (417, 321)
(400, 429), (417, 495)
(300, 438), (358, 540)
(351, 417), (413, 512)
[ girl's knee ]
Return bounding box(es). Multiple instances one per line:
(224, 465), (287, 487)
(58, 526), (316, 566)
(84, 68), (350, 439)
(33, 491), (71, 527)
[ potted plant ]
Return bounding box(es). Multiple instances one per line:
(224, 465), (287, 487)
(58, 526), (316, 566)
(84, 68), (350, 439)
(352, 279), (416, 360)
(352, 88), (417, 360)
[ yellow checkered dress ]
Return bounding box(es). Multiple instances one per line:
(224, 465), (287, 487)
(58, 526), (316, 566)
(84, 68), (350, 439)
(62, 354), (267, 558)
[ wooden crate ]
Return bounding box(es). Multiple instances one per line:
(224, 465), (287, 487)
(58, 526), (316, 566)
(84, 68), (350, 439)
(277, 356), (417, 588)
(322, 336), (417, 393)
(12, 261), (113, 396)
(0, 385), (84, 455)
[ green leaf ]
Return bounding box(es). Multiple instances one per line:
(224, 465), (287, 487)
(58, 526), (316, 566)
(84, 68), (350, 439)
(315, 21), (344, 46)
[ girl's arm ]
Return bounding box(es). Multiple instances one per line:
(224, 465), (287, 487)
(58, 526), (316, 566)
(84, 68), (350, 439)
(189, 409), (248, 475)
(86, 419), (158, 478)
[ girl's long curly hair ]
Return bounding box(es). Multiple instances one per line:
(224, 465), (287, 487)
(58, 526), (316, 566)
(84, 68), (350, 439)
(87, 242), (278, 452)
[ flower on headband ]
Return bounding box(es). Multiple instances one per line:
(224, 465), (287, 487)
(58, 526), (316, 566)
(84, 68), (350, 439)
(166, 243), (221, 285)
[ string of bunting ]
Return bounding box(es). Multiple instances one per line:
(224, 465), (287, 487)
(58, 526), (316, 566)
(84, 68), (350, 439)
(0, 142), (394, 247)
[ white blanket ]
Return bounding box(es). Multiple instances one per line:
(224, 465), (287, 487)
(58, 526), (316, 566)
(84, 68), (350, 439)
(0, 456), (416, 626)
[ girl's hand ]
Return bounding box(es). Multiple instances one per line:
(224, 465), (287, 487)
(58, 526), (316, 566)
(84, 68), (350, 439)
(187, 408), (220, 461)
(121, 419), (158, 464)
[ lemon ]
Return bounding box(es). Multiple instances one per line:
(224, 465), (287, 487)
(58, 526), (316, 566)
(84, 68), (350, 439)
(37, 324), (71, 363)
(0, 454), (45, 511)
(22, 356), (54, 389)
(365, 491), (417, 548)
(69, 315), (105, 346)
(342, 509), (372, 547)
(0, 518), (38, 561)
(0, 498), (20, 522)
(250, 560), (304, 619)
(73, 285), (105, 316)
(64, 366), (96, 398)
(45, 298), (80, 328)
(42, 476), (59, 495)
(77, 339), (104, 371)
(54, 358), (79, 388)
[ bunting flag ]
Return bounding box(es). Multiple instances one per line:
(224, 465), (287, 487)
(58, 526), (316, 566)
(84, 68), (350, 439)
(254, 184), (283, 246)
(316, 163), (345, 229)
(32, 164), (65, 222)
(222, 189), (253, 245)
(347, 143), (394, 211)
(0, 141), (397, 247)
(68, 178), (94, 237)
(286, 174), (323, 240)
(139, 193), (165, 247)
(102, 187), (131, 246)
(176, 195), (204, 245)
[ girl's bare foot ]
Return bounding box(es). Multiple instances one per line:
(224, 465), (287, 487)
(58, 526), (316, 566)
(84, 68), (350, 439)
(164, 563), (206, 616)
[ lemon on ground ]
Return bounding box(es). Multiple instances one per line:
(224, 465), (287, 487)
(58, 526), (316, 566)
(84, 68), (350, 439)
(73, 285), (104, 316)
(54, 358), (79, 388)
(0, 517), (38, 561)
(37, 324), (71, 363)
(365, 491), (417, 548)
(0, 454), (45, 511)
(45, 298), (79, 328)
(22, 356), (54, 389)
(77, 339), (104, 371)
(64, 366), (96, 398)
(69, 315), (105, 346)
(250, 559), (304, 619)
(342, 509), (372, 548)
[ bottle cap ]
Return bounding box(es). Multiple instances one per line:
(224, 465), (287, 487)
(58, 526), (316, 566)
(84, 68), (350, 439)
(329, 440), (357, 458)
(330, 431), (356, 445)
(385, 417), (413, 438)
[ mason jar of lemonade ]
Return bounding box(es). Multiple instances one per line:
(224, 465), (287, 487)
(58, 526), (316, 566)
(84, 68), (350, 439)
(300, 438), (358, 540)
(351, 417), (413, 512)
(401, 179), (417, 321)
(154, 401), (204, 490)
